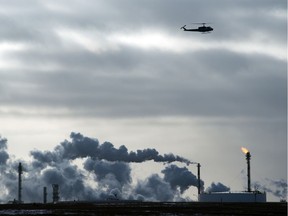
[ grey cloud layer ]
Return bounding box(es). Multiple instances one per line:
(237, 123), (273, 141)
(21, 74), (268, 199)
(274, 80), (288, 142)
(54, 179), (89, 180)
(1, 0), (285, 39)
(0, 0), (286, 119)
(2, 49), (285, 118)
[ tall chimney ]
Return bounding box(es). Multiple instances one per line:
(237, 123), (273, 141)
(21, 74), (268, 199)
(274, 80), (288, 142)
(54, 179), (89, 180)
(246, 152), (251, 192)
(52, 184), (59, 203)
(43, 187), (47, 204)
(18, 162), (23, 203)
(197, 163), (201, 194)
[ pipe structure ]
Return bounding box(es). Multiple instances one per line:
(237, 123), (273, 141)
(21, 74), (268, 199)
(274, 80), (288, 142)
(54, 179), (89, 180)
(43, 187), (47, 204)
(246, 152), (251, 192)
(197, 163), (201, 194)
(52, 184), (59, 203)
(18, 162), (22, 203)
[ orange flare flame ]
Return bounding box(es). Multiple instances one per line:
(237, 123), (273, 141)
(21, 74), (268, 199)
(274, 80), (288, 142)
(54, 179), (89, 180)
(241, 147), (249, 154)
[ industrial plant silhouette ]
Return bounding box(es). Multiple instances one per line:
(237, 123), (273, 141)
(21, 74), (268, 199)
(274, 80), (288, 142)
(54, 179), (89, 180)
(0, 133), (286, 215)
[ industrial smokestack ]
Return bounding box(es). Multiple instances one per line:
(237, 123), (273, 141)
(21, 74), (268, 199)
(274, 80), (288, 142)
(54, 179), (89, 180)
(246, 151), (251, 192)
(18, 162), (23, 203)
(241, 147), (251, 192)
(43, 187), (47, 204)
(197, 163), (201, 194)
(52, 184), (59, 203)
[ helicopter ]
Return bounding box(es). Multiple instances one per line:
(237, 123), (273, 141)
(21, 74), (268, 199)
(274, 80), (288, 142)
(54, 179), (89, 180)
(181, 23), (213, 33)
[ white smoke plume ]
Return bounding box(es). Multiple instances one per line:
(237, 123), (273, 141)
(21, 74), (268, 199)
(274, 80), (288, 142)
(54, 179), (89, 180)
(162, 165), (204, 193)
(0, 136), (9, 165)
(205, 182), (230, 193)
(30, 132), (192, 165)
(0, 133), (284, 202)
(253, 179), (287, 200)
(0, 132), (198, 203)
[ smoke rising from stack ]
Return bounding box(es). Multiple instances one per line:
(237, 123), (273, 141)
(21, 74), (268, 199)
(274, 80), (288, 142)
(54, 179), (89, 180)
(0, 132), (198, 202)
(205, 182), (230, 193)
(0, 136), (9, 165)
(253, 179), (287, 200)
(84, 159), (132, 187)
(162, 165), (204, 194)
(0, 133), (285, 202)
(30, 132), (192, 165)
(134, 174), (176, 201)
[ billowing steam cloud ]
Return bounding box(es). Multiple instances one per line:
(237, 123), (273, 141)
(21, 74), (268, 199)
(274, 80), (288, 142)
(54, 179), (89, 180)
(0, 133), (285, 203)
(205, 182), (230, 193)
(0, 136), (9, 165)
(131, 165), (205, 202)
(134, 174), (176, 201)
(30, 132), (192, 165)
(0, 132), (199, 203)
(162, 165), (204, 193)
(253, 179), (287, 200)
(84, 159), (132, 187)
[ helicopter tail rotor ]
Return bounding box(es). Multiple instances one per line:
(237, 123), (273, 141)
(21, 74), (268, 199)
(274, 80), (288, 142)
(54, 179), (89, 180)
(180, 25), (186, 30)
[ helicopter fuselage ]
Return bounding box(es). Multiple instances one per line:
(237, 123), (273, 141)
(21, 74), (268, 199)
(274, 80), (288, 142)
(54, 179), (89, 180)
(181, 25), (213, 33)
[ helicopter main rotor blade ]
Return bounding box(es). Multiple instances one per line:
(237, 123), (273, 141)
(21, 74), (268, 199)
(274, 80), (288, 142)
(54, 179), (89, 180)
(191, 22), (212, 25)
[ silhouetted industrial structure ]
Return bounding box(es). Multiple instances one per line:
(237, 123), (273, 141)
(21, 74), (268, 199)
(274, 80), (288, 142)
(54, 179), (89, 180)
(246, 151), (251, 192)
(199, 148), (266, 202)
(9, 147), (267, 204)
(197, 163), (201, 194)
(52, 184), (59, 203)
(43, 187), (47, 204)
(18, 163), (23, 203)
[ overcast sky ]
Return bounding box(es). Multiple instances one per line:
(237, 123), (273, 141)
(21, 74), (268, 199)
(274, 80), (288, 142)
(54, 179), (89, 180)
(0, 0), (286, 202)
